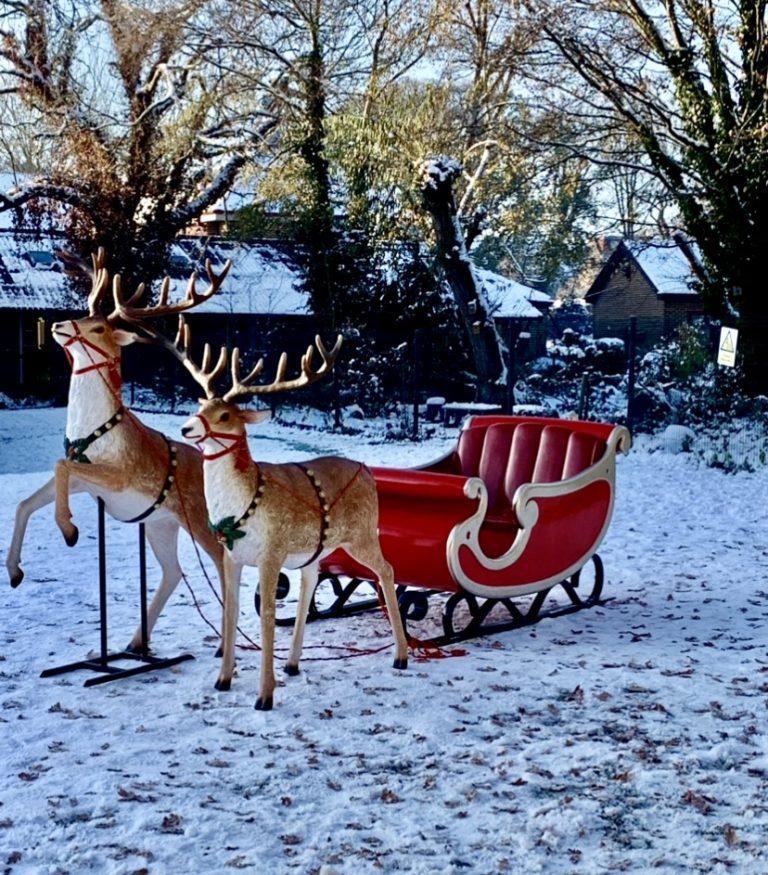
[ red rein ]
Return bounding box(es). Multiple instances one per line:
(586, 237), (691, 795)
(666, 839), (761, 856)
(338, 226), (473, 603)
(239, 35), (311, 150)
(193, 414), (252, 473)
(63, 323), (122, 391)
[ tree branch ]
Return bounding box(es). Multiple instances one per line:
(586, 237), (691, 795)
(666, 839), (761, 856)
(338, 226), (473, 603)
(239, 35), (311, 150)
(167, 153), (247, 228)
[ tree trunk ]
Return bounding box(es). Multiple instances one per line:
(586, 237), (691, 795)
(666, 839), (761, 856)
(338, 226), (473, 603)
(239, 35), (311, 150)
(298, 36), (336, 325)
(737, 280), (768, 397)
(420, 158), (504, 403)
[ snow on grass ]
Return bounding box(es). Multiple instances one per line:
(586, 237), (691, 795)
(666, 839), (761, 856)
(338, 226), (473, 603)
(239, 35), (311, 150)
(1, 408), (767, 873)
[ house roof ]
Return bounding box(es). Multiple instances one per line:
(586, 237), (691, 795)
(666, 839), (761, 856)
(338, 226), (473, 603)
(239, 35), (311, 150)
(476, 267), (545, 319)
(166, 240), (307, 316)
(0, 231), (310, 315)
(627, 241), (700, 296)
(0, 231), (80, 309)
(587, 239), (702, 301)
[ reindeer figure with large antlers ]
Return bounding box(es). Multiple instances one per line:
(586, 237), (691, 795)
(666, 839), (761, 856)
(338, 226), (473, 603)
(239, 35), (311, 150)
(6, 249), (230, 655)
(136, 318), (409, 709)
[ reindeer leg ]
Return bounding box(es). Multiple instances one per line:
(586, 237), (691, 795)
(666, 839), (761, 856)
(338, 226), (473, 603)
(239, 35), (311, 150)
(215, 551), (243, 692)
(344, 540), (408, 670)
(285, 564), (318, 677)
(54, 460), (128, 546)
(6, 475), (84, 587)
(126, 518), (183, 653)
(255, 554), (283, 710)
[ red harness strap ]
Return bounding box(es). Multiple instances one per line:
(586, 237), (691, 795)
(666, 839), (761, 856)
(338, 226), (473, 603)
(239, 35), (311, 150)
(192, 414), (252, 472)
(63, 323), (122, 390)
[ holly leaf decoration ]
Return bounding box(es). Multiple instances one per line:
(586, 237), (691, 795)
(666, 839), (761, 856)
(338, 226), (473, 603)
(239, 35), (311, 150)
(209, 516), (247, 550)
(63, 437), (92, 464)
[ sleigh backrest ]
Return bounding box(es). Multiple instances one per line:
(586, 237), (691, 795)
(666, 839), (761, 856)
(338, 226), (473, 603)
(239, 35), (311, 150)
(455, 416), (613, 513)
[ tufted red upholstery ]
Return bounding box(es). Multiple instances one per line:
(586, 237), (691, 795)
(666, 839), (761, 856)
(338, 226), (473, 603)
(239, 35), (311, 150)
(436, 417), (607, 527)
(456, 424), (487, 476)
(563, 431), (602, 479)
(478, 424), (517, 510)
(532, 426), (572, 484)
(503, 423), (543, 504)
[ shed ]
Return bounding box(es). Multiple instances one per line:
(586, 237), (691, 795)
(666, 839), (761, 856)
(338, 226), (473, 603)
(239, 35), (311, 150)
(584, 239), (704, 346)
(477, 267), (550, 358)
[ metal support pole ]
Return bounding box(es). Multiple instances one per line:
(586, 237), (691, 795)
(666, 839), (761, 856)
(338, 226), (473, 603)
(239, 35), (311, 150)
(333, 368), (342, 431)
(506, 321), (517, 415)
(40, 499), (194, 687)
(139, 523), (149, 657)
(98, 497), (108, 662)
(627, 315), (637, 433)
(578, 373), (590, 420)
(18, 312), (24, 387)
(412, 329), (423, 440)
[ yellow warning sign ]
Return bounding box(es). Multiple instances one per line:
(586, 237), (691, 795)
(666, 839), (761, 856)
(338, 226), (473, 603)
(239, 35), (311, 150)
(717, 327), (738, 367)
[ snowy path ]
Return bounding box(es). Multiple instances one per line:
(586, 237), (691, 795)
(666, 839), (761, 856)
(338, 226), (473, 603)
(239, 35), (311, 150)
(0, 409), (766, 873)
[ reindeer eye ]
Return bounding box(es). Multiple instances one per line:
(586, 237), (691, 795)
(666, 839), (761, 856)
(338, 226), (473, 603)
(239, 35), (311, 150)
(219, 412), (230, 422)
(91, 325), (105, 334)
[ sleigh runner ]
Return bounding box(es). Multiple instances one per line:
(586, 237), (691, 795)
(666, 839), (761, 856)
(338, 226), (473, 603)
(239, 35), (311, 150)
(263, 415), (631, 644)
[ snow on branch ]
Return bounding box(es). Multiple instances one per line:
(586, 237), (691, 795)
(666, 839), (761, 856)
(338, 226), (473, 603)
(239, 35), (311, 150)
(0, 180), (92, 215)
(420, 156), (463, 191)
(168, 154), (247, 229)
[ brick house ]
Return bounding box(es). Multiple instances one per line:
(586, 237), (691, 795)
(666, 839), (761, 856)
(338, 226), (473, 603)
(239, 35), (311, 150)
(585, 239), (704, 345)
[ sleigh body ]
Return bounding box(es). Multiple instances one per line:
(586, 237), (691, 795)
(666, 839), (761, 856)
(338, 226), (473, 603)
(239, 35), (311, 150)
(321, 416), (630, 598)
(259, 415), (631, 643)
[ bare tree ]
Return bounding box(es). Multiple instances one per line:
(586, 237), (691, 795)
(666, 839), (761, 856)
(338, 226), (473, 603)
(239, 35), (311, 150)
(0, 0), (275, 281)
(417, 1), (539, 401)
(528, 0), (768, 392)
(207, 0), (434, 322)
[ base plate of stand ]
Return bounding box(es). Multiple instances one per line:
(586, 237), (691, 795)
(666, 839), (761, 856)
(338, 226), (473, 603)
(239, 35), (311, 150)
(41, 650), (195, 687)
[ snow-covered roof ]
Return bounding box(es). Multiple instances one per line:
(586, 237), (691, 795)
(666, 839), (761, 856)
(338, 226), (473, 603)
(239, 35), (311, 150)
(167, 240), (307, 316)
(627, 241), (700, 296)
(476, 267), (544, 319)
(0, 232), (80, 309)
(201, 184), (256, 218)
(0, 231), (309, 315)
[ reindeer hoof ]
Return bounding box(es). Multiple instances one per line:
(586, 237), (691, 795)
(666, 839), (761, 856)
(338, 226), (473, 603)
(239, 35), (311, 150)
(214, 677), (231, 692)
(254, 696), (273, 711)
(393, 657), (408, 671)
(284, 664), (300, 677)
(9, 568), (23, 588)
(62, 526), (79, 547)
(215, 646), (223, 658)
(125, 642), (147, 655)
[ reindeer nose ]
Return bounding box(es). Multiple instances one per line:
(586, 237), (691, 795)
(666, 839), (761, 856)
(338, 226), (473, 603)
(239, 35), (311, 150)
(181, 425), (194, 437)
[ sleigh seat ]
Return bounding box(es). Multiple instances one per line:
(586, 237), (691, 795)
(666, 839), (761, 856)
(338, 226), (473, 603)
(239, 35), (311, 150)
(320, 415), (631, 599)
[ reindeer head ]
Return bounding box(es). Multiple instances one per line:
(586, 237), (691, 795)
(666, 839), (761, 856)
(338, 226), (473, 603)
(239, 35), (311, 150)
(52, 247), (232, 379)
(50, 248), (138, 373)
(174, 326), (342, 459)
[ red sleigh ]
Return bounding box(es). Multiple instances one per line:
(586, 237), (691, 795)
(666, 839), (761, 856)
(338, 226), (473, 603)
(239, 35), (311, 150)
(265, 416), (631, 644)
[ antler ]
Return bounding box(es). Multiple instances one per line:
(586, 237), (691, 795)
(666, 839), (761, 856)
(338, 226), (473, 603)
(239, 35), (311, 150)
(55, 246), (109, 316)
(223, 335), (343, 402)
(110, 258), (232, 324)
(154, 315), (229, 399)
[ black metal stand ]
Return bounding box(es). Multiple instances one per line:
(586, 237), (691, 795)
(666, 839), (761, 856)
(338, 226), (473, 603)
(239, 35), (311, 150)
(40, 498), (194, 687)
(256, 556), (608, 647)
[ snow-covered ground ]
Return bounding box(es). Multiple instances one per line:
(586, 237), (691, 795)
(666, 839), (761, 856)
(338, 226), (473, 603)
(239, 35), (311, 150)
(1, 408), (767, 874)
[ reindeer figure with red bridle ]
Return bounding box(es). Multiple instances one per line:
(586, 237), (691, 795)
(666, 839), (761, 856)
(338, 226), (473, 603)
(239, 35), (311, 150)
(6, 249), (230, 655)
(135, 318), (409, 709)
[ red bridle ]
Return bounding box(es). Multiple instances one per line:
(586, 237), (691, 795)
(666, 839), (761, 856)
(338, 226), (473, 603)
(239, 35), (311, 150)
(61, 321), (122, 389)
(192, 413), (251, 472)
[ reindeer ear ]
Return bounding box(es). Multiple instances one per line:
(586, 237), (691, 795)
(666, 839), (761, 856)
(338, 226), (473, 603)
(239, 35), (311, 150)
(112, 328), (139, 347)
(241, 408), (271, 425)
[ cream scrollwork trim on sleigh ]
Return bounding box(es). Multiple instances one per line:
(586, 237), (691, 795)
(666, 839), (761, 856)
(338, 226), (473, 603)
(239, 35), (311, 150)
(446, 425), (631, 599)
